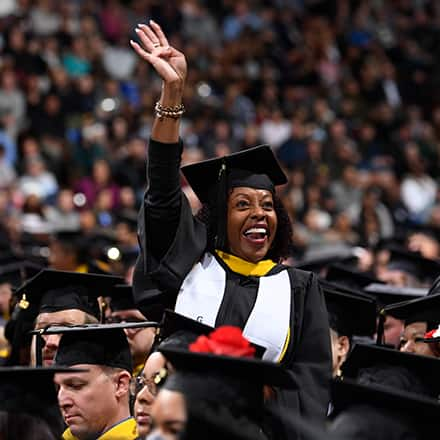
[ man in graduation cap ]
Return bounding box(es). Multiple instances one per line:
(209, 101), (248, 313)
(53, 325), (138, 440)
(11, 269), (123, 366)
(131, 21), (332, 438)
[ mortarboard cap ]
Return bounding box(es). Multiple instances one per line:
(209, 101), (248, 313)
(158, 309), (214, 342)
(341, 343), (440, 400)
(325, 264), (382, 290)
(379, 293), (440, 327)
(0, 261), (42, 288)
(364, 283), (428, 306)
(323, 286), (377, 337)
(181, 145), (287, 205)
(331, 377), (440, 421)
(13, 269), (124, 320)
(0, 365), (87, 437)
(385, 246), (440, 285)
(156, 310), (267, 358)
(53, 324), (138, 371)
(159, 345), (294, 389)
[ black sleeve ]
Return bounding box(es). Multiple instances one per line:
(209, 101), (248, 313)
(269, 270), (332, 440)
(144, 138), (183, 261)
(133, 139), (207, 310)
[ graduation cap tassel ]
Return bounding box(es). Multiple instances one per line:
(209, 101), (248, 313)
(214, 161), (227, 251)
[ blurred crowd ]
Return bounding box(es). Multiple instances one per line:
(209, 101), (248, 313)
(1, 0), (440, 274)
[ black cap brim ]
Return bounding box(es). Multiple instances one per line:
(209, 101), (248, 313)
(159, 346), (295, 389)
(332, 377), (440, 418)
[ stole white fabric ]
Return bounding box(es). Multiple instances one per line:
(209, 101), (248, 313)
(175, 252), (292, 362)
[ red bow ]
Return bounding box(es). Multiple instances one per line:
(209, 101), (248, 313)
(189, 326), (256, 358)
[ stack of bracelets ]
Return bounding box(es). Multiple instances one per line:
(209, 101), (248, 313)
(155, 101), (185, 119)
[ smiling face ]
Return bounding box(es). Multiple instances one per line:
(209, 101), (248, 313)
(226, 187), (278, 263)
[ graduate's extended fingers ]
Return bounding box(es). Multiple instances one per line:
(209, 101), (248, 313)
(134, 25), (156, 52)
(137, 23), (161, 51)
(149, 20), (170, 48)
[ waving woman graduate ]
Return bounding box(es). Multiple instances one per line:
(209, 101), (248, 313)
(130, 20), (331, 439)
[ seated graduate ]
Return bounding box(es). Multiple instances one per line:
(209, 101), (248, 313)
(329, 343), (440, 439)
(0, 366), (84, 440)
(132, 310), (216, 439)
(147, 326), (294, 440)
(130, 21), (331, 438)
(322, 283), (377, 377)
(10, 269), (123, 366)
(376, 291), (440, 357)
(53, 325), (140, 440)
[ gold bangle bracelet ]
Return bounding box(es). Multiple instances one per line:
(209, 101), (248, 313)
(155, 101), (185, 119)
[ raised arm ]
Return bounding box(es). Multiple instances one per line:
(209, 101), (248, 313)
(130, 21), (187, 261)
(130, 20), (186, 143)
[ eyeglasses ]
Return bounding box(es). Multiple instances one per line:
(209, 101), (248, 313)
(129, 368), (168, 397)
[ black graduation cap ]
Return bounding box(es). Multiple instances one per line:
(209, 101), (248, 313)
(0, 366), (85, 430)
(0, 261), (42, 288)
(364, 283), (428, 306)
(156, 310), (267, 358)
(341, 343), (440, 400)
(13, 269), (124, 320)
(181, 145), (287, 250)
(331, 377), (440, 421)
(385, 246), (440, 285)
(53, 324), (135, 371)
(181, 145), (287, 205)
(323, 286), (377, 337)
(325, 264), (383, 290)
(158, 309), (214, 342)
(159, 346), (294, 389)
(379, 293), (440, 326)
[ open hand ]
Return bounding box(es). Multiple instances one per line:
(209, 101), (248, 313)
(130, 20), (187, 88)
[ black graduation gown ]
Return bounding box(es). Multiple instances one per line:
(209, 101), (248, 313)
(133, 139), (332, 439)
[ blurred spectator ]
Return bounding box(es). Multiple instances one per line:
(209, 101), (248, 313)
(18, 155), (58, 202)
(0, 68), (26, 141)
(0, 0), (439, 284)
(400, 142), (437, 223)
(44, 188), (80, 232)
(0, 143), (16, 188)
(74, 158), (120, 210)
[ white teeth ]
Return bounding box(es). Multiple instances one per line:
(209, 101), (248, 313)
(244, 227), (267, 236)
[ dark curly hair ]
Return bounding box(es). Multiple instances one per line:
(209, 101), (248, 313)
(195, 192), (293, 263)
